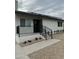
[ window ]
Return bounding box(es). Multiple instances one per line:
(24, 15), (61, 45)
(20, 18), (25, 27)
(26, 20), (31, 27)
(58, 22), (62, 27)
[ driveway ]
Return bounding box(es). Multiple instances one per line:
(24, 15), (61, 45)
(28, 33), (64, 59)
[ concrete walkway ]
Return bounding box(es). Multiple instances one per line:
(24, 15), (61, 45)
(16, 39), (60, 59)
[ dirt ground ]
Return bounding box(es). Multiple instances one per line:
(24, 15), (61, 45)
(28, 33), (64, 59)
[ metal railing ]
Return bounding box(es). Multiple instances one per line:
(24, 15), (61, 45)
(40, 26), (53, 39)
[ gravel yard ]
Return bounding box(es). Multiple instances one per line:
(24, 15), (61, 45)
(28, 33), (64, 59)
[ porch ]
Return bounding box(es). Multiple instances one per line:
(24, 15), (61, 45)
(16, 25), (53, 46)
(16, 25), (53, 38)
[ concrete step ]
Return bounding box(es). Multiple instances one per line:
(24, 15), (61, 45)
(15, 34), (45, 45)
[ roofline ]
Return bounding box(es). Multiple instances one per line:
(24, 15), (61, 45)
(15, 10), (64, 21)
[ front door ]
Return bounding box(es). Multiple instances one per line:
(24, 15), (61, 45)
(33, 19), (42, 33)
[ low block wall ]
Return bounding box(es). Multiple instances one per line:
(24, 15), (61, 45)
(20, 27), (33, 34)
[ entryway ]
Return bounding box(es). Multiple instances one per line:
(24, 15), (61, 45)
(33, 19), (43, 33)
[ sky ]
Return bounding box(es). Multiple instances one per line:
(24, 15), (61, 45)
(17, 0), (64, 19)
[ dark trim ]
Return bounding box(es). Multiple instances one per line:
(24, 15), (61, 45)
(15, 10), (64, 22)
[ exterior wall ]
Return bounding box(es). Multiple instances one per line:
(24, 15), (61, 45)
(43, 18), (64, 32)
(15, 14), (20, 26)
(15, 14), (34, 34)
(20, 27), (33, 34)
(15, 14), (64, 34)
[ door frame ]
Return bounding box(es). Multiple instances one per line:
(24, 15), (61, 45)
(33, 19), (43, 33)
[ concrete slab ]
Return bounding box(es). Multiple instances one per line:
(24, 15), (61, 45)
(16, 34), (45, 43)
(16, 55), (30, 59)
(16, 39), (60, 59)
(23, 39), (60, 55)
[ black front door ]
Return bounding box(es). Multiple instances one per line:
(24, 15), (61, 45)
(33, 19), (42, 33)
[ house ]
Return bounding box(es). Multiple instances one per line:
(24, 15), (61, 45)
(15, 10), (64, 43)
(15, 10), (64, 34)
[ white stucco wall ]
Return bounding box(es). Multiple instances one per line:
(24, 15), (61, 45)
(15, 14), (33, 34)
(15, 14), (20, 26)
(20, 27), (33, 34)
(43, 18), (64, 31)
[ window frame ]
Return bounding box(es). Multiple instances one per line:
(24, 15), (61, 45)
(58, 21), (62, 27)
(26, 20), (31, 27)
(20, 18), (25, 27)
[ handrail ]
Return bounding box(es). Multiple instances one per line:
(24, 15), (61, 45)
(43, 26), (52, 31)
(17, 26), (21, 37)
(40, 25), (53, 39)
